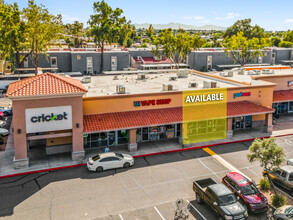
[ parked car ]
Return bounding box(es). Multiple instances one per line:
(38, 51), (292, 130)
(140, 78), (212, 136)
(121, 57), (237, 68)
(0, 128), (9, 136)
(193, 178), (248, 220)
(274, 205), (293, 219)
(263, 166), (293, 196)
(222, 172), (268, 213)
(0, 107), (12, 116)
(0, 111), (3, 120)
(0, 120), (6, 128)
(87, 152), (134, 172)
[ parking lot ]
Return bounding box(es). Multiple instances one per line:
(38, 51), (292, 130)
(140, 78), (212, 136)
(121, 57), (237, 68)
(1, 135), (293, 219)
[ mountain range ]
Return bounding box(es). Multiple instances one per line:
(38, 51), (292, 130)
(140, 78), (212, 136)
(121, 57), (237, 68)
(133, 22), (226, 30)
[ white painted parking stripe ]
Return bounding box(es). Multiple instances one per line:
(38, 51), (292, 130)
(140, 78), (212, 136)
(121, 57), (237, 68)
(154, 206), (165, 220)
(186, 199), (207, 220)
(118, 214), (124, 220)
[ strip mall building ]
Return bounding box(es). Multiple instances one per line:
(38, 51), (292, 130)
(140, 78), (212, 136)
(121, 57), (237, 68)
(6, 66), (293, 168)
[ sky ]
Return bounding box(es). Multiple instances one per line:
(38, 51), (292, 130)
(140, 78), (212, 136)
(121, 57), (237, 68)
(5, 0), (293, 31)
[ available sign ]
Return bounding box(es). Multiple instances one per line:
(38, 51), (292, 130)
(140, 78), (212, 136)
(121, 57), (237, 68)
(234, 92), (251, 99)
(185, 93), (224, 103)
(134, 98), (171, 107)
(25, 106), (72, 133)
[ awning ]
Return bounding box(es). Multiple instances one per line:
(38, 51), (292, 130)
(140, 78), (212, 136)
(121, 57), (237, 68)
(274, 90), (293, 103)
(83, 101), (274, 133)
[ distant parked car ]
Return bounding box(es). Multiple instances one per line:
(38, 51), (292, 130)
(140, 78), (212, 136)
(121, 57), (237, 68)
(274, 205), (293, 219)
(222, 172), (268, 213)
(0, 128), (9, 136)
(0, 107), (12, 116)
(0, 120), (6, 128)
(0, 111), (4, 120)
(87, 152), (134, 172)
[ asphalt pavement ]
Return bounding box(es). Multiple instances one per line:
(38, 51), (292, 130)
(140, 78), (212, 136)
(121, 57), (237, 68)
(1, 136), (293, 220)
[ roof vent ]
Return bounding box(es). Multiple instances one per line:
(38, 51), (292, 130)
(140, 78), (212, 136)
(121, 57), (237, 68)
(227, 71), (233, 77)
(113, 75), (119, 80)
(169, 76), (177, 81)
(116, 85), (126, 94)
(189, 82), (197, 88)
(137, 73), (146, 80)
(238, 68), (245, 75)
(162, 84), (173, 91)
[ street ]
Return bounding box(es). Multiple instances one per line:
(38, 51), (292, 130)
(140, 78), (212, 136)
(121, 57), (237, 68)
(1, 135), (293, 220)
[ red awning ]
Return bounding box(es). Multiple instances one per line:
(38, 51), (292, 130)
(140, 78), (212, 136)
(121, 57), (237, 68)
(273, 90), (293, 103)
(83, 101), (274, 133)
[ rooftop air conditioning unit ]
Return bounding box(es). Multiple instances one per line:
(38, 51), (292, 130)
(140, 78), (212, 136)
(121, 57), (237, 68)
(169, 76), (177, 81)
(176, 69), (189, 78)
(203, 81), (211, 88)
(162, 84), (173, 91)
(254, 70), (261, 75)
(262, 69), (270, 74)
(116, 85), (126, 94)
(227, 71), (233, 77)
(113, 75), (119, 80)
(238, 68), (245, 75)
(219, 72), (226, 77)
(189, 82), (197, 88)
(137, 73), (146, 80)
(82, 75), (91, 83)
(211, 81), (217, 88)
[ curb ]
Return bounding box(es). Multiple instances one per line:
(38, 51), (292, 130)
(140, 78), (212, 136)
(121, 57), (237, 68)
(0, 133), (290, 179)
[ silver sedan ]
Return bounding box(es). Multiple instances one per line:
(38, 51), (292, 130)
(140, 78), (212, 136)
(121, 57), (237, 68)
(274, 205), (293, 220)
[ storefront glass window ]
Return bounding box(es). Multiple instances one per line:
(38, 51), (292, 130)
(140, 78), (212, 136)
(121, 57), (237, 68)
(118, 130), (129, 145)
(176, 124), (181, 137)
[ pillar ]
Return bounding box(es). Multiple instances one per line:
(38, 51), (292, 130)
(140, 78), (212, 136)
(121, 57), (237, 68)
(264, 113), (273, 133)
(227, 118), (233, 139)
(178, 124), (183, 145)
(128, 129), (137, 152)
(182, 123), (191, 147)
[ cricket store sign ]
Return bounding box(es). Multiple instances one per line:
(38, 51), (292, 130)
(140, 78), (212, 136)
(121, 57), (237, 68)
(134, 98), (171, 107)
(234, 92), (251, 99)
(25, 106), (72, 133)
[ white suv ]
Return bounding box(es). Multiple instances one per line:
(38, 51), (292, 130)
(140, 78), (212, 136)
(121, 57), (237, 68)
(87, 152), (134, 172)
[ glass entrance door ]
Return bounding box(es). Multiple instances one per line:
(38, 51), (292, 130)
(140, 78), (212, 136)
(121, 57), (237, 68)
(289, 102), (293, 113)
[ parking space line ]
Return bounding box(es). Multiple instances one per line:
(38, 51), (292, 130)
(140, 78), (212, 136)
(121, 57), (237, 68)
(118, 214), (124, 220)
(186, 199), (207, 220)
(154, 206), (165, 220)
(202, 147), (250, 180)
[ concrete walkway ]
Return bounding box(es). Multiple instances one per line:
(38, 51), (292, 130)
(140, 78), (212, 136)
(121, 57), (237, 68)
(1, 114), (293, 176)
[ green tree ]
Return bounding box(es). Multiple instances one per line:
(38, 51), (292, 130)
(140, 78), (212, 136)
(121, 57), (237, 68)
(88, 1), (126, 73)
(192, 34), (205, 50)
(283, 31), (293, 42)
(117, 21), (132, 47)
(279, 41), (293, 48)
(146, 24), (154, 41)
(223, 32), (270, 66)
(247, 137), (286, 194)
(0, 1), (27, 77)
(65, 21), (84, 47)
(23, 0), (62, 75)
(271, 36), (281, 47)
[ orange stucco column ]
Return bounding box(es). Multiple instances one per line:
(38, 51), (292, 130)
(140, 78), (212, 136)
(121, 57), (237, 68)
(128, 129), (137, 152)
(264, 113), (273, 133)
(227, 118), (233, 138)
(71, 98), (85, 161)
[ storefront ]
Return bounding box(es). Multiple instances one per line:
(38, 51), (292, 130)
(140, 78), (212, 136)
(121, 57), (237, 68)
(232, 116), (252, 130)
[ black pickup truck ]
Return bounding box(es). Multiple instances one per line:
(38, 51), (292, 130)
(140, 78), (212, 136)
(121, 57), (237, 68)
(193, 178), (248, 220)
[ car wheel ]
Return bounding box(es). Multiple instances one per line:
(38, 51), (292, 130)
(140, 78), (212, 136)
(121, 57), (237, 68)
(96, 166), (103, 172)
(196, 193), (203, 204)
(123, 162), (130, 168)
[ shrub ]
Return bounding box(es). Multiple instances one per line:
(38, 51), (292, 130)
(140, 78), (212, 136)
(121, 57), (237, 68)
(278, 41), (293, 48)
(141, 43), (148, 48)
(272, 194), (286, 208)
(260, 178), (271, 190)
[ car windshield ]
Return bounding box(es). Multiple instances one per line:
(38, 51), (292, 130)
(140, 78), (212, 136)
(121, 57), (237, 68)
(285, 206), (293, 214)
(240, 183), (259, 196)
(115, 153), (124, 159)
(219, 194), (237, 206)
(92, 155), (100, 161)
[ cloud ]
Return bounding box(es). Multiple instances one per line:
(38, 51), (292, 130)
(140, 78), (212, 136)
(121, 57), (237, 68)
(286, 19), (293, 23)
(202, 20), (209, 23)
(216, 12), (240, 20)
(182, 16), (205, 20)
(62, 14), (80, 23)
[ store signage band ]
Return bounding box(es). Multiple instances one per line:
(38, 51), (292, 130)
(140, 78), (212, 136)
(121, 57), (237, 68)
(25, 106), (72, 133)
(234, 92), (251, 99)
(185, 93), (224, 103)
(134, 98), (171, 107)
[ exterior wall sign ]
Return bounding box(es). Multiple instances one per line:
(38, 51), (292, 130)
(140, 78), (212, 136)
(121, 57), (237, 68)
(234, 92), (251, 99)
(25, 106), (72, 133)
(185, 93), (224, 103)
(134, 98), (171, 107)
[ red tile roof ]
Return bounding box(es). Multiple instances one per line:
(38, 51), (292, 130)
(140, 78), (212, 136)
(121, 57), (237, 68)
(227, 101), (274, 117)
(6, 72), (87, 97)
(84, 101), (274, 132)
(133, 56), (173, 64)
(273, 90), (293, 103)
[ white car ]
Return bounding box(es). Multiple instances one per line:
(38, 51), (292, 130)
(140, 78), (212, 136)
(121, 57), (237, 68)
(87, 152), (134, 172)
(0, 128), (9, 136)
